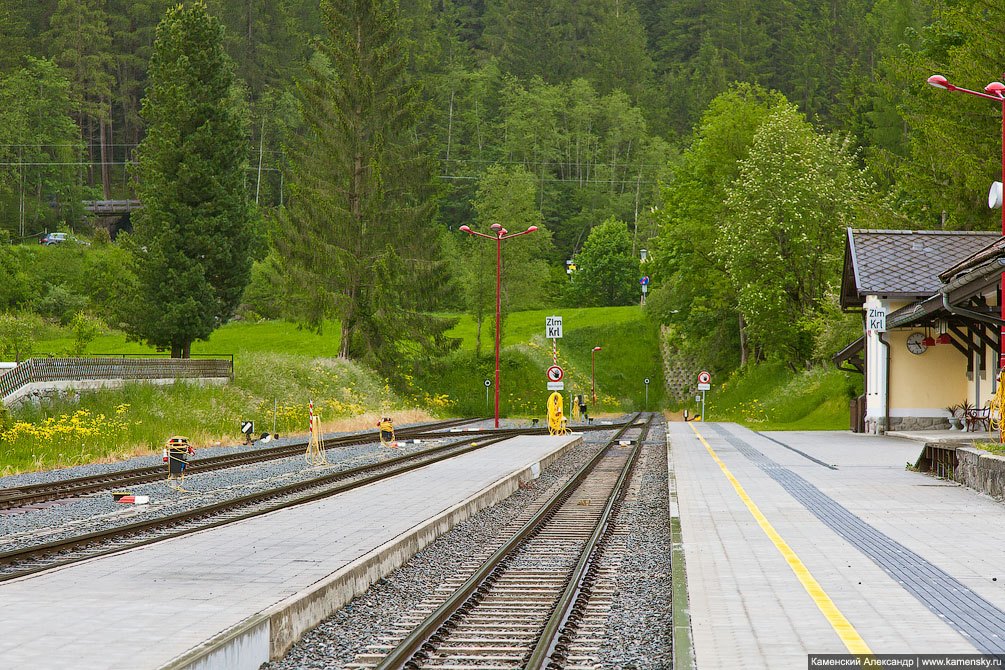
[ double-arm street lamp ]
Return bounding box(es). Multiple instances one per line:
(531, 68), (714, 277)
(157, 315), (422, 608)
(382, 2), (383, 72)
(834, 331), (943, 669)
(592, 346), (602, 405)
(459, 222), (539, 428)
(927, 73), (1005, 368)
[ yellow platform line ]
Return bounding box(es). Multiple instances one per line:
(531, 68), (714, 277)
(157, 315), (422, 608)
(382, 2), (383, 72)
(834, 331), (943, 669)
(687, 422), (873, 656)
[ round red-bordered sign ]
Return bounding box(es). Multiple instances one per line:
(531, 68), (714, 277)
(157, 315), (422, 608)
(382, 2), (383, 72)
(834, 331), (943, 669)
(547, 365), (564, 382)
(697, 371), (711, 384)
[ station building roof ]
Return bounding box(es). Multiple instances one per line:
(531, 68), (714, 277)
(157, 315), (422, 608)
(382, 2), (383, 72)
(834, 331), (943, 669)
(840, 228), (1000, 310)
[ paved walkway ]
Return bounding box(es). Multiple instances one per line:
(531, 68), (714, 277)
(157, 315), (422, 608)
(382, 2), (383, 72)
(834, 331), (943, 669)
(0, 434), (580, 670)
(671, 423), (1005, 668)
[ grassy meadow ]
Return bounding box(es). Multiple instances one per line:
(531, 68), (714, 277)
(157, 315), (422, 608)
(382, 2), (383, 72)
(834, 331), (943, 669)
(412, 306), (665, 418)
(4, 309), (663, 475)
(683, 361), (861, 431)
(1, 306), (862, 475)
(0, 350), (431, 476)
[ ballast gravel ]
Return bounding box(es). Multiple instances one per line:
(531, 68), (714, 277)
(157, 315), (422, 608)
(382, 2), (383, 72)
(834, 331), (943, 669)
(262, 416), (672, 670)
(594, 422), (673, 669)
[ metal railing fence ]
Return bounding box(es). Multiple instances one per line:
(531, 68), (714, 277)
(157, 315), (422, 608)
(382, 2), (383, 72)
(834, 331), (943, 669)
(0, 356), (234, 401)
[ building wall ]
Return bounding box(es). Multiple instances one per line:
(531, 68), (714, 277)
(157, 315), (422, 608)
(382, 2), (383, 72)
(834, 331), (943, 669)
(888, 328), (966, 421)
(864, 295), (968, 433)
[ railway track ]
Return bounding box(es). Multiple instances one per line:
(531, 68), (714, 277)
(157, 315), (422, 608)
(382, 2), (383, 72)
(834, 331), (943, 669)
(0, 416), (480, 511)
(0, 419), (630, 512)
(0, 420), (642, 583)
(351, 412), (652, 670)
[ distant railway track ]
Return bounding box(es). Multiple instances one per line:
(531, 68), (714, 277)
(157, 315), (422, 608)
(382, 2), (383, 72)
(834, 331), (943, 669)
(0, 417), (480, 512)
(358, 413), (652, 670)
(0, 418), (642, 582)
(0, 418), (630, 512)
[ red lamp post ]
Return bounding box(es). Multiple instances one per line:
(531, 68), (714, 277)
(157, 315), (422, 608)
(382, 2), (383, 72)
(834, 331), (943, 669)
(591, 346), (602, 405)
(927, 73), (1005, 368)
(459, 223), (539, 428)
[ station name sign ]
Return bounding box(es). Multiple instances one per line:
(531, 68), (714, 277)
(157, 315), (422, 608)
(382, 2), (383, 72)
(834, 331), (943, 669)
(867, 307), (887, 333)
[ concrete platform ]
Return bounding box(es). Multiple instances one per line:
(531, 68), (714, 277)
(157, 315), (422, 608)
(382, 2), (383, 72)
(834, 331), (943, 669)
(887, 428), (994, 444)
(0, 433), (582, 670)
(670, 423), (1005, 668)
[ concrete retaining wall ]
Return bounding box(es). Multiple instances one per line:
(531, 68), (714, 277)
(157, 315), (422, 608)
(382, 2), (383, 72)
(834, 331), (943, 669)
(955, 446), (1005, 499)
(6, 377), (230, 410)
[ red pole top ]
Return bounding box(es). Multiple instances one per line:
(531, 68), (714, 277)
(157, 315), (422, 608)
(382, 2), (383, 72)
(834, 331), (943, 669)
(593, 346), (602, 351)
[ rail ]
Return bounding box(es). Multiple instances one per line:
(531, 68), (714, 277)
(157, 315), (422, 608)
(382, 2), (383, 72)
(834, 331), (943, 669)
(0, 356), (234, 402)
(375, 412), (645, 670)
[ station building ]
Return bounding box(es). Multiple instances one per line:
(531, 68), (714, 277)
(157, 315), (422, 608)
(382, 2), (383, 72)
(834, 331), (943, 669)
(838, 228), (1004, 433)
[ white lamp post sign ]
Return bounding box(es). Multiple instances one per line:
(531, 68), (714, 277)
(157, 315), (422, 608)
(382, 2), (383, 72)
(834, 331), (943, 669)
(546, 316), (564, 390)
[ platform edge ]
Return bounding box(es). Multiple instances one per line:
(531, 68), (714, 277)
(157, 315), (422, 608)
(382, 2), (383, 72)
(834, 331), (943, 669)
(157, 433), (584, 670)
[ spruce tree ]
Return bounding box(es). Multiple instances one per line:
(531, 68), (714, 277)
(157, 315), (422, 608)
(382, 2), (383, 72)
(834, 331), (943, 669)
(128, 2), (252, 358)
(277, 0), (450, 365)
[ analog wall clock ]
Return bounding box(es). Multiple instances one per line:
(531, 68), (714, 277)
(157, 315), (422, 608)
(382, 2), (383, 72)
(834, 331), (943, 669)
(906, 332), (927, 355)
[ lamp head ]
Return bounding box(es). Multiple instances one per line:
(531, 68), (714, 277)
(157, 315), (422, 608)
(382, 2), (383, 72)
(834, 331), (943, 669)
(989, 182), (1003, 210)
(459, 225), (471, 233)
(593, 346), (602, 352)
(986, 82), (1005, 96)
(500, 228), (508, 235)
(490, 223), (502, 231)
(927, 74), (949, 90)
(527, 226), (539, 232)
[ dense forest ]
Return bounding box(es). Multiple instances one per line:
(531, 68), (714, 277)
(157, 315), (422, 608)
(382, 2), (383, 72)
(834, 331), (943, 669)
(0, 0), (1003, 372)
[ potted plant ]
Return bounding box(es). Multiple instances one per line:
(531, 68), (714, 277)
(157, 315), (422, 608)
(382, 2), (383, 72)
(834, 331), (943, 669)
(959, 400), (975, 431)
(946, 404), (962, 430)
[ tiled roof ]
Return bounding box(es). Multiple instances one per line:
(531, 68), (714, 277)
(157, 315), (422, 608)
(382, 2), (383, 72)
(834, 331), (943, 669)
(847, 229), (1001, 297)
(938, 236), (1005, 282)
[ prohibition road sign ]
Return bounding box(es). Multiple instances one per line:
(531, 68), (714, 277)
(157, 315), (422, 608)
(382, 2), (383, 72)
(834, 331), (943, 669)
(697, 371), (711, 385)
(547, 365), (564, 382)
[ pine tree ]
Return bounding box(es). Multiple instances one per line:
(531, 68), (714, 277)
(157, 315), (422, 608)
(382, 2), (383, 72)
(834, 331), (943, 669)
(276, 0), (452, 366)
(128, 1), (253, 358)
(45, 0), (115, 198)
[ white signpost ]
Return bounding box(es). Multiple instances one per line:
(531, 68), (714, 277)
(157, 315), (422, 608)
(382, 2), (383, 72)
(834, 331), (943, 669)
(644, 377), (650, 410)
(546, 316), (563, 339)
(484, 378), (491, 409)
(697, 371), (711, 420)
(546, 316), (564, 391)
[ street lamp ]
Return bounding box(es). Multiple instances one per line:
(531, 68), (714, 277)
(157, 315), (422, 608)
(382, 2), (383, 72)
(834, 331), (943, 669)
(927, 72), (1005, 368)
(459, 223), (539, 428)
(592, 346), (602, 405)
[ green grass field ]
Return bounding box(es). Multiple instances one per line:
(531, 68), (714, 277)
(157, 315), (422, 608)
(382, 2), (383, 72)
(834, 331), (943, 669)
(688, 361), (861, 430)
(446, 306), (644, 351)
(34, 319), (343, 358)
(407, 308), (665, 418)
